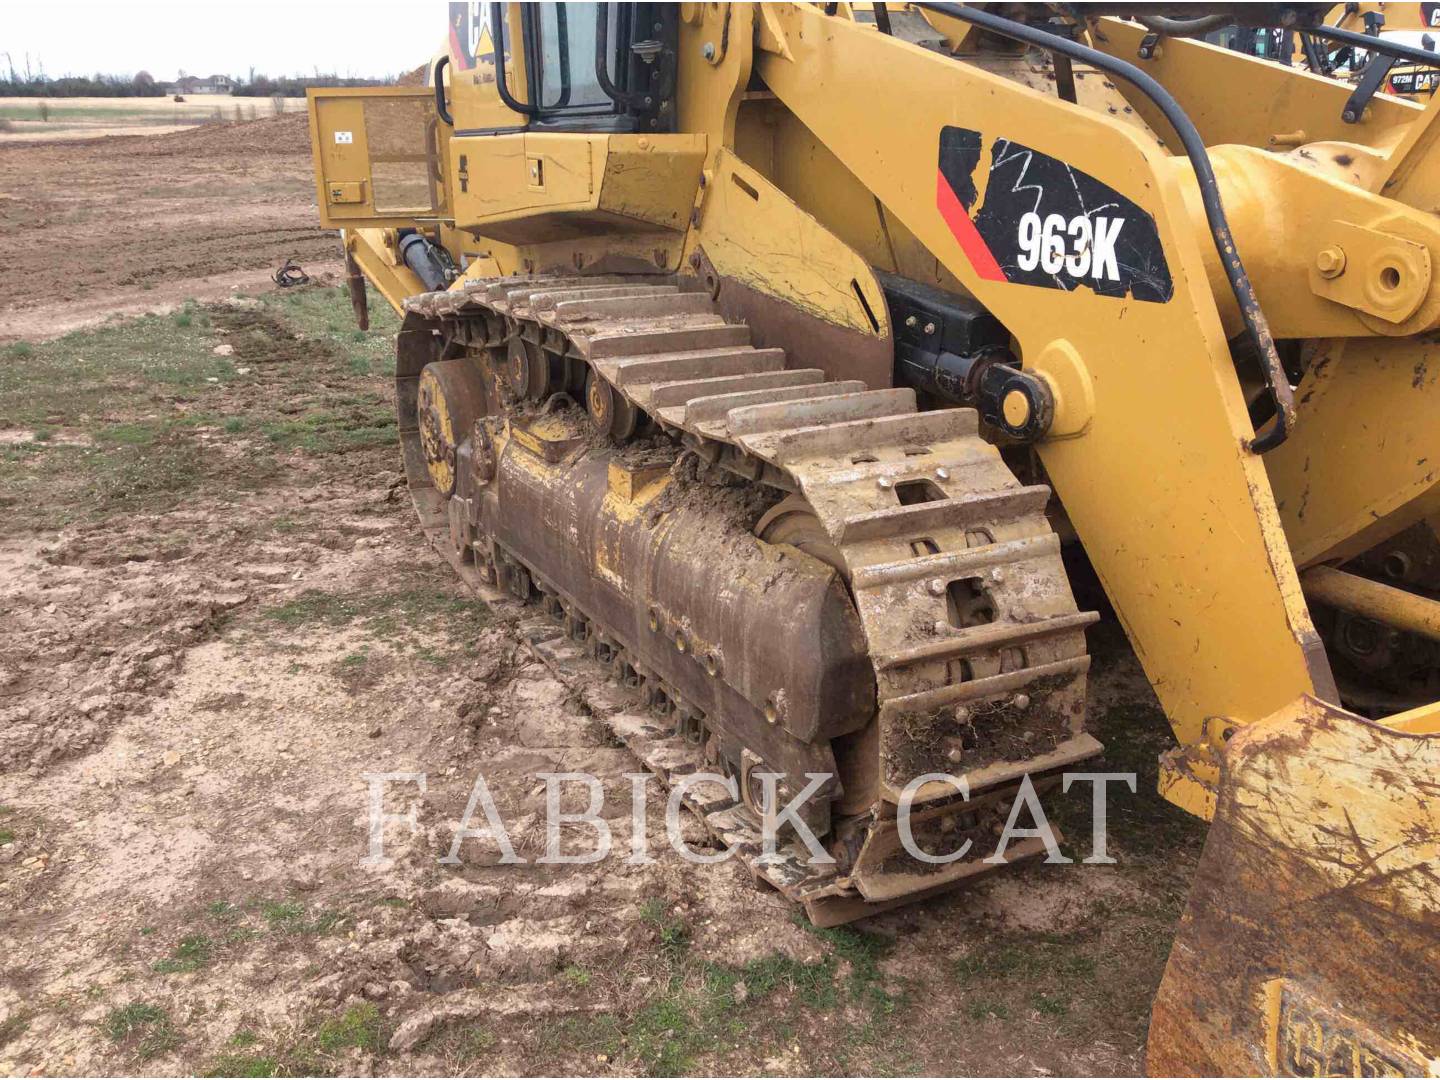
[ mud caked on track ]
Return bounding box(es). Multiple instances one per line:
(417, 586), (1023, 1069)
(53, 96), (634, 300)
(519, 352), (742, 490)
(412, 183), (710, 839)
(0, 114), (1204, 1077)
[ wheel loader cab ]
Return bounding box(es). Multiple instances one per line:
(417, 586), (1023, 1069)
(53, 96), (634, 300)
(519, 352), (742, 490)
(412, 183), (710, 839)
(475, 2), (677, 134)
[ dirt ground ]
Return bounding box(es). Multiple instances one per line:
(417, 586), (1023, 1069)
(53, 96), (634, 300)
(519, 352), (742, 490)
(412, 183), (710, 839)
(0, 115), (1206, 1077)
(0, 112), (339, 344)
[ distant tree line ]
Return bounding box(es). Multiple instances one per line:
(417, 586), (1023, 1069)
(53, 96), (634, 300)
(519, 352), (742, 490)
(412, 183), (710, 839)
(0, 54), (397, 98)
(232, 74), (397, 98)
(0, 70), (167, 97)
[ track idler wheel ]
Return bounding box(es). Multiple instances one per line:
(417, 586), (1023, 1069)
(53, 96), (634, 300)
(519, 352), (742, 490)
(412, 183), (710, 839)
(506, 337), (552, 401)
(755, 495), (846, 575)
(417, 358), (487, 496)
(585, 368), (639, 442)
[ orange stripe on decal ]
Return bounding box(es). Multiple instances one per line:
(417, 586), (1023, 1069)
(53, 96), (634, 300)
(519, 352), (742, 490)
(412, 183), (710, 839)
(935, 169), (1006, 282)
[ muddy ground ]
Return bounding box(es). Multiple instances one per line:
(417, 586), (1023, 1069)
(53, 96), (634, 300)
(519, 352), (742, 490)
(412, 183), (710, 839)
(0, 116), (1205, 1077)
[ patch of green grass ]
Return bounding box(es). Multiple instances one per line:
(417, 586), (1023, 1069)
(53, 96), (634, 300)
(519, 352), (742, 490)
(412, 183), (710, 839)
(102, 1001), (181, 1060)
(952, 935), (1095, 984)
(86, 436), (206, 506)
(256, 402), (395, 455)
(795, 920), (899, 1021)
(262, 587), (489, 640)
(0, 313), (235, 428)
(152, 933), (214, 974)
(0, 1010), (30, 1049)
(266, 283), (400, 348)
(1030, 990), (1071, 1017)
(706, 952), (837, 1009)
(418, 1020), (495, 1064)
(30, 426), (53, 443)
(948, 923), (1171, 1043)
(314, 1002), (382, 1054)
(259, 899), (304, 922)
(640, 897), (691, 958)
(337, 650), (369, 670)
(461, 1027), (495, 1055)
(412, 644), (448, 666)
(0, 285), (402, 534)
(175, 938), (211, 961)
(257, 899), (344, 937)
(202, 1052), (280, 1077)
(561, 964), (592, 989)
(208, 900), (240, 919)
(0, 828), (14, 845)
(542, 901), (905, 1075)
(98, 420), (163, 446)
(104, 1003), (167, 1038)
(965, 998), (1010, 1021)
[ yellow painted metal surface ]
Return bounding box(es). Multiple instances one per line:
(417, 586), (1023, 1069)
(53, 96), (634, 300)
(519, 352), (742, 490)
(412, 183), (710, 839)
(1086, 18), (1422, 152)
(417, 366), (456, 494)
(755, 5), (1329, 750)
(1149, 694), (1440, 1074)
(450, 131), (704, 242)
(306, 86), (449, 231)
(345, 228), (426, 315)
(1375, 90), (1440, 211)
(1163, 145), (1440, 339)
(694, 148), (890, 338)
(1303, 564), (1440, 639)
(1267, 335), (1440, 567)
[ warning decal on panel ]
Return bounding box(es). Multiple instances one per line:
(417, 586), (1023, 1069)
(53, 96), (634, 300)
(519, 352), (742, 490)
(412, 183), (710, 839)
(936, 126), (1173, 303)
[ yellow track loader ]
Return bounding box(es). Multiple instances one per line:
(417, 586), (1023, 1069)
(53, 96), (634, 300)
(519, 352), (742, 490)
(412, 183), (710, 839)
(307, 3), (1440, 1073)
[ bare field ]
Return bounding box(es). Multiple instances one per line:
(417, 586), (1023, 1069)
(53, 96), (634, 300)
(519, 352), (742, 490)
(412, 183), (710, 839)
(0, 113), (338, 343)
(0, 115), (1201, 1076)
(0, 94), (309, 143)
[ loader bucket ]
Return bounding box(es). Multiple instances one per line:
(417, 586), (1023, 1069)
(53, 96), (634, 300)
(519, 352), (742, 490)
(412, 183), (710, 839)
(1148, 696), (1440, 1076)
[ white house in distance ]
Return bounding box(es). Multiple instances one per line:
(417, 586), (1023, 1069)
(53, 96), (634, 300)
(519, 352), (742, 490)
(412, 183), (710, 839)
(164, 74), (236, 96)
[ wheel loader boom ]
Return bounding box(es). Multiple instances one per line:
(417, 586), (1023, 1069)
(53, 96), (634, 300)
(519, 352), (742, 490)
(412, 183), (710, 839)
(307, 4), (1440, 1073)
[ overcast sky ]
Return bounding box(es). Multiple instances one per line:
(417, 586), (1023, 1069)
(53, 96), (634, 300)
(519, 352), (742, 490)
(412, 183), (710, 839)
(1, 2), (450, 81)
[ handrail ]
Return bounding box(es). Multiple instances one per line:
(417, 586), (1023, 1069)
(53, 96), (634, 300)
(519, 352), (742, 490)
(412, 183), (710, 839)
(432, 55), (452, 126)
(595, 3), (644, 109)
(489, 2), (539, 118)
(1302, 21), (1440, 68)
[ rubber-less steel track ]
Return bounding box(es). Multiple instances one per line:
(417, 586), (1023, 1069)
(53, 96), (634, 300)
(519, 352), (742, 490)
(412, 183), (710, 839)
(399, 273), (1100, 924)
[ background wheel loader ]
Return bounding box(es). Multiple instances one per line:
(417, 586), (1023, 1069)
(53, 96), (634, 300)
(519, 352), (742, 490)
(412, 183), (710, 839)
(305, 3), (1440, 1074)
